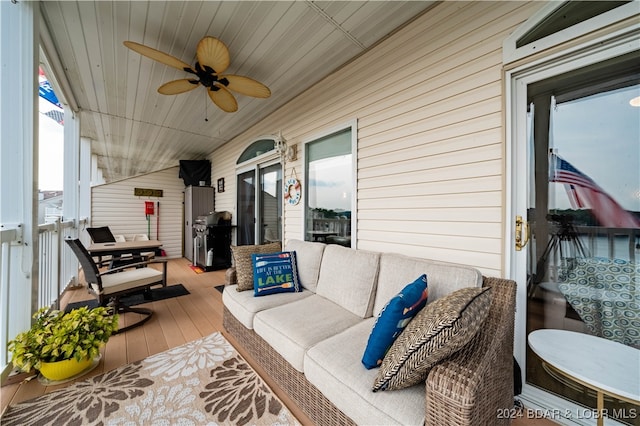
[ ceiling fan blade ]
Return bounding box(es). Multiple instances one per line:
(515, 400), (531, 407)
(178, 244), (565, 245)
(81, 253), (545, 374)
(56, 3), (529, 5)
(223, 75), (271, 98)
(124, 41), (193, 72)
(208, 85), (237, 112)
(197, 37), (230, 74)
(158, 79), (200, 95)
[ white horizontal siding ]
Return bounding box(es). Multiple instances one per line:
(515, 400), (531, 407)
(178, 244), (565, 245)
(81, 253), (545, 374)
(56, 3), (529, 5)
(210, 1), (541, 276)
(90, 167), (185, 258)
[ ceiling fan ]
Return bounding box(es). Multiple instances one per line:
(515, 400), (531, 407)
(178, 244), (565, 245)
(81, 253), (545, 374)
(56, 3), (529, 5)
(123, 36), (270, 113)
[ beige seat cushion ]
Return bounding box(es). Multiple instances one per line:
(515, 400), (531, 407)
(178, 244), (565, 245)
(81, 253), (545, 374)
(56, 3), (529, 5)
(305, 320), (426, 426)
(253, 295), (363, 372)
(222, 284), (311, 329)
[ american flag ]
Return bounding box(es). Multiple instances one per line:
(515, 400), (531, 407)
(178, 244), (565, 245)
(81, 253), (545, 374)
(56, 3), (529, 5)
(39, 67), (64, 125)
(549, 153), (640, 228)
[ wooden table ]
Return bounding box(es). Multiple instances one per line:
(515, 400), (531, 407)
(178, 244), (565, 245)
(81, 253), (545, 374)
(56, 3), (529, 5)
(528, 329), (640, 426)
(87, 240), (162, 266)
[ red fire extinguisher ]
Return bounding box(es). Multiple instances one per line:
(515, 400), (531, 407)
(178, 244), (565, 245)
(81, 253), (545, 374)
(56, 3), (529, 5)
(144, 201), (155, 215)
(144, 201), (154, 237)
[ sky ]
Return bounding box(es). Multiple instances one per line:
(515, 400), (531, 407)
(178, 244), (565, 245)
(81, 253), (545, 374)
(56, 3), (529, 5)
(550, 84), (640, 211)
(38, 70), (64, 191)
(307, 155), (352, 211)
(39, 99), (64, 191)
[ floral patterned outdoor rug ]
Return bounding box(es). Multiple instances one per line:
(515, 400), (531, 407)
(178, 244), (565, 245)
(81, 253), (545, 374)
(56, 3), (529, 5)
(2, 332), (300, 426)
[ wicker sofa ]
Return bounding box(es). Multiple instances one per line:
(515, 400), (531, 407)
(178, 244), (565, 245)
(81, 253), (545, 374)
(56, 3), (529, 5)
(222, 239), (516, 425)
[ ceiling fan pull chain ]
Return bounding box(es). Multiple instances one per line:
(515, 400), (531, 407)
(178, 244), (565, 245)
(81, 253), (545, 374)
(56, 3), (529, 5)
(205, 93), (209, 122)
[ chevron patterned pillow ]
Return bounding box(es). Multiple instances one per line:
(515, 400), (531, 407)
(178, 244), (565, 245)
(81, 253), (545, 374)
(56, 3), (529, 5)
(372, 286), (492, 392)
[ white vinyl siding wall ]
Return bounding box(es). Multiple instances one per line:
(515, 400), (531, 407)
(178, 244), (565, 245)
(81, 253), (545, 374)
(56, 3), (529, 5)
(90, 166), (185, 258)
(210, 1), (541, 277)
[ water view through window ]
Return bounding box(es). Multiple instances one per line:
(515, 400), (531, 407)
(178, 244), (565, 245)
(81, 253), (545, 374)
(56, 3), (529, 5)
(304, 128), (352, 247)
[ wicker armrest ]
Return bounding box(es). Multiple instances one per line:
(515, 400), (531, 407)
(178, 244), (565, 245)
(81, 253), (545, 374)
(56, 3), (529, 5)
(225, 267), (237, 285)
(425, 276), (516, 426)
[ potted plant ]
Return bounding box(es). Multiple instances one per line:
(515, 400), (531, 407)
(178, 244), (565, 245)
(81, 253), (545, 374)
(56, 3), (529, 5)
(7, 306), (118, 381)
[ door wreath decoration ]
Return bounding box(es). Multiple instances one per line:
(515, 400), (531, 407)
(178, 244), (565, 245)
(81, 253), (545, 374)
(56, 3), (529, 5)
(284, 177), (301, 206)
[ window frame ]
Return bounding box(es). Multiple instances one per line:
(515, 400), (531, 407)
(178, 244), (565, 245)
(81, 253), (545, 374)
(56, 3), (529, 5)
(502, 1), (638, 65)
(236, 135), (280, 167)
(301, 119), (358, 248)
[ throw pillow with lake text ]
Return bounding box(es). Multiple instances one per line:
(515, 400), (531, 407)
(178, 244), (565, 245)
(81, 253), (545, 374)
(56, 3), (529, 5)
(252, 251), (301, 296)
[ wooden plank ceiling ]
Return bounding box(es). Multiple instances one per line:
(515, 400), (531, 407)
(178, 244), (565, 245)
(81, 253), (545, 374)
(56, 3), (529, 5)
(39, 1), (434, 182)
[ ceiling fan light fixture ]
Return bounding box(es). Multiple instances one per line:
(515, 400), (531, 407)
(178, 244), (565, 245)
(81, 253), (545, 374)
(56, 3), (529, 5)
(123, 36), (270, 113)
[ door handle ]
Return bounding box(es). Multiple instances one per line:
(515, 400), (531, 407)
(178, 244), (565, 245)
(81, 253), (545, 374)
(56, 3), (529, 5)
(515, 215), (530, 251)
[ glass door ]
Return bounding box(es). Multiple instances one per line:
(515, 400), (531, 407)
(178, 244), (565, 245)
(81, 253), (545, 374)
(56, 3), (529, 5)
(236, 161), (282, 246)
(259, 164), (282, 244)
(524, 60), (639, 423)
(237, 170), (256, 245)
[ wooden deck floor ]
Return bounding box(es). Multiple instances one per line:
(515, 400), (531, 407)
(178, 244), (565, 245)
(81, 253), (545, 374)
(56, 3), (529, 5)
(1, 257), (554, 425)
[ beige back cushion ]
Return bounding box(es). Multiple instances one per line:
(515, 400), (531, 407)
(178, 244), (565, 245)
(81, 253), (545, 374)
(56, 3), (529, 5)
(285, 239), (326, 292)
(316, 245), (380, 318)
(374, 253), (482, 317)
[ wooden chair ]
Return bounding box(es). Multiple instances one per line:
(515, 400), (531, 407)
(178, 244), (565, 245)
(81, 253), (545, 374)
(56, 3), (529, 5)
(65, 238), (168, 333)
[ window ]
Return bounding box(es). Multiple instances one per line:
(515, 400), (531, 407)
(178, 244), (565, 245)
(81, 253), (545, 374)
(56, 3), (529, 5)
(503, 1), (636, 64)
(237, 138), (276, 164)
(515, 1), (629, 48)
(304, 126), (354, 247)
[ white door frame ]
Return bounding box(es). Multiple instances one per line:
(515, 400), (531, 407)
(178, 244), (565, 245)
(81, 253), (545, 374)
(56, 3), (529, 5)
(505, 27), (639, 423)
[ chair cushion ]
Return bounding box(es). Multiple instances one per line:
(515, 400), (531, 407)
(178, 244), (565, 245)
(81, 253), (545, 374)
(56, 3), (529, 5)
(372, 286), (492, 392)
(231, 242), (281, 291)
(315, 245), (380, 318)
(223, 284), (311, 329)
(252, 251), (301, 296)
(284, 239), (326, 292)
(362, 274), (428, 369)
(98, 267), (164, 295)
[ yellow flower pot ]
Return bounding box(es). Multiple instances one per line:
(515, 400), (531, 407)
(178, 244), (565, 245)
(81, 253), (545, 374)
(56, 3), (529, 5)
(39, 357), (93, 381)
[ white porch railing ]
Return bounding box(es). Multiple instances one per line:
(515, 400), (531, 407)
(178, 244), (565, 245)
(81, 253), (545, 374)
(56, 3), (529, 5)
(574, 225), (640, 262)
(38, 219), (78, 310)
(0, 224), (21, 373)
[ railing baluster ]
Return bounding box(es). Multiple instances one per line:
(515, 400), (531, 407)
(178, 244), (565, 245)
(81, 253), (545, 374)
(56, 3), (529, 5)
(0, 228), (17, 370)
(573, 225), (638, 262)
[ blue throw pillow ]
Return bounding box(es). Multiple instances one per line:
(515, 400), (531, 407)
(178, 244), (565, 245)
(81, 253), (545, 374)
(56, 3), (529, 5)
(252, 251), (301, 296)
(361, 274), (428, 369)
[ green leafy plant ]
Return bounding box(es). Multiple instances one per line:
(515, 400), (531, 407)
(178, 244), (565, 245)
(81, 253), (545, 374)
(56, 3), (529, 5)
(7, 306), (118, 372)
